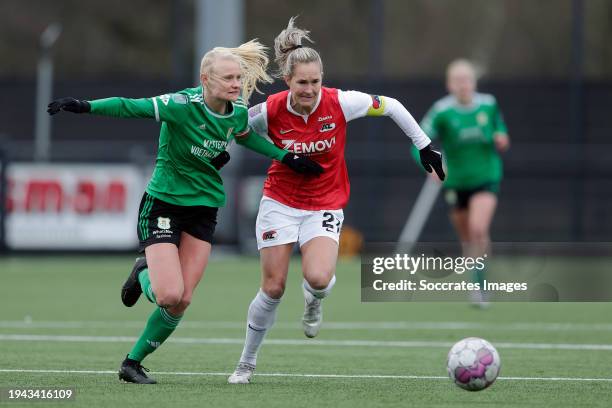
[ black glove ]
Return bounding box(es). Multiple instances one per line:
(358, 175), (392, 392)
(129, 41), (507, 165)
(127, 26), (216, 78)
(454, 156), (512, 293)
(47, 97), (91, 115)
(211, 151), (230, 170)
(419, 143), (445, 180)
(281, 153), (324, 176)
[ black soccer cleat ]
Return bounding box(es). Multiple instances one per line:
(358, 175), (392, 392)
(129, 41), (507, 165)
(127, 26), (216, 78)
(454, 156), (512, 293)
(118, 356), (157, 384)
(121, 257), (147, 307)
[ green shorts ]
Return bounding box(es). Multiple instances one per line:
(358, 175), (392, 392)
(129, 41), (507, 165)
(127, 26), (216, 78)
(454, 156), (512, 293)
(137, 192), (218, 252)
(444, 182), (500, 210)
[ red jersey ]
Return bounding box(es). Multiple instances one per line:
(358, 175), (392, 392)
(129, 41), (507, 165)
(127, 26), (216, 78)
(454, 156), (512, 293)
(262, 87), (349, 210)
(247, 87), (432, 211)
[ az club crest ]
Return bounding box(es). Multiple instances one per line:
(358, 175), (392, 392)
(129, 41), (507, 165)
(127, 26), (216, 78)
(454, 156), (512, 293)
(262, 230), (278, 241)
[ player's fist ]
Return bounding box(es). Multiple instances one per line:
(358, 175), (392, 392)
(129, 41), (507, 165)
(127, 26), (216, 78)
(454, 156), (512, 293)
(494, 133), (510, 152)
(47, 97), (91, 115)
(281, 153), (324, 176)
(419, 143), (445, 181)
(210, 151), (230, 170)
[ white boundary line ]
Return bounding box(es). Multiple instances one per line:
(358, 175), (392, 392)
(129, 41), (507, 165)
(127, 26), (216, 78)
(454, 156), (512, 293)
(1, 334), (612, 351)
(3, 320), (612, 331)
(0, 369), (611, 382)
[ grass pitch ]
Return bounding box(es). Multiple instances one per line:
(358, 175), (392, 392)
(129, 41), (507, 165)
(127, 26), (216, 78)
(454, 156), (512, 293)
(1, 255), (611, 407)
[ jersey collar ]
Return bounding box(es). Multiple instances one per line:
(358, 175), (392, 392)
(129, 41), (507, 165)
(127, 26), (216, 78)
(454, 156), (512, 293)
(451, 95), (480, 112)
(286, 90), (322, 122)
(200, 88), (235, 118)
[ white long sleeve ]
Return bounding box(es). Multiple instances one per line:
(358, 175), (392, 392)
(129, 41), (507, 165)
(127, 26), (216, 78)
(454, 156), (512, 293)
(338, 90), (431, 150)
(247, 102), (272, 142)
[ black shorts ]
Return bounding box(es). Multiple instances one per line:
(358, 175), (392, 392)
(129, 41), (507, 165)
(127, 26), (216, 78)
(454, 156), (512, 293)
(444, 182), (500, 210)
(137, 192), (218, 252)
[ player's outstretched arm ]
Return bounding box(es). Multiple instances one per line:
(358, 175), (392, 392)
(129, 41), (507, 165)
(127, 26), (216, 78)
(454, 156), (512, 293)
(338, 91), (431, 149)
(48, 96), (161, 119)
(338, 90), (444, 179)
(235, 130), (323, 176)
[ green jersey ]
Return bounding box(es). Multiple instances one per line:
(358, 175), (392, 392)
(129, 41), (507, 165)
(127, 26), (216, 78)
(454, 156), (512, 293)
(89, 86), (286, 207)
(420, 93), (507, 189)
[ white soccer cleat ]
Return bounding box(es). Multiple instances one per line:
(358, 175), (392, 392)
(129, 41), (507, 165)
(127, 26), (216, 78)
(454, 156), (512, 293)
(302, 286), (322, 338)
(228, 363), (255, 384)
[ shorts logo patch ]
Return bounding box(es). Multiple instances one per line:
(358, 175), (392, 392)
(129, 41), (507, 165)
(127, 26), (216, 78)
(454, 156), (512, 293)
(157, 217), (171, 230)
(262, 230), (278, 241)
(444, 190), (458, 206)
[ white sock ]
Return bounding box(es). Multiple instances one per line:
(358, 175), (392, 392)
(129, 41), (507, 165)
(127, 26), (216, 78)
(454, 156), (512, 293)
(303, 275), (337, 303)
(239, 289), (281, 367)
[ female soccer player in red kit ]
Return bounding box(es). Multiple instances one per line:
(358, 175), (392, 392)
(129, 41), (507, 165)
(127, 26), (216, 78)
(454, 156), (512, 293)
(228, 18), (445, 383)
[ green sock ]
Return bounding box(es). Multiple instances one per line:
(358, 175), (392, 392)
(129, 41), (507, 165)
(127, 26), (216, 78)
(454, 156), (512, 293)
(138, 268), (156, 303)
(472, 266), (487, 288)
(127, 307), (182, 362)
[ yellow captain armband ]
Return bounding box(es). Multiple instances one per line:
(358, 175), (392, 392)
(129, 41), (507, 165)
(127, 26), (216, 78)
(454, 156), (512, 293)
(366, 95), (386, 116)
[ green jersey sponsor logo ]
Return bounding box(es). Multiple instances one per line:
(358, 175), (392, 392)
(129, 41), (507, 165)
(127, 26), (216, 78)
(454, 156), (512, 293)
(190, 140), (229, 159)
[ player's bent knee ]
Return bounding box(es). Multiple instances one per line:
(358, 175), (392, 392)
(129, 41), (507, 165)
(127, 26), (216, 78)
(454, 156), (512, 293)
(177, 294), (192, 311)
(469, 227), (489, 244)
(156, 290), (183, 308)
(262, 282), (285, 299)
(307, 275), (332, 290)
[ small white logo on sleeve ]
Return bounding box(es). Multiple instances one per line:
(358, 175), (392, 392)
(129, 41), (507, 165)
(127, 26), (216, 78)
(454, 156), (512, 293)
(157, 217), (171, 230)
(280, 129), (294, 135)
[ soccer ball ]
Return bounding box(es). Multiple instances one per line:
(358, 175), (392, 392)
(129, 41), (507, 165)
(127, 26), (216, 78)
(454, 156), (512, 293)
(447, 337), (501, 391)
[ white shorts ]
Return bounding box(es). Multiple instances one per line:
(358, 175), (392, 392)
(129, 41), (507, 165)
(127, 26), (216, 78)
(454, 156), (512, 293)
(255, 196), (344, 250)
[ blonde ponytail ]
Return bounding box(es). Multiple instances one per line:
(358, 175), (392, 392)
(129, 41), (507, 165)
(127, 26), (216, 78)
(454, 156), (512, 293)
(274, 16), (322, 78)
(200, 39), (273, 103)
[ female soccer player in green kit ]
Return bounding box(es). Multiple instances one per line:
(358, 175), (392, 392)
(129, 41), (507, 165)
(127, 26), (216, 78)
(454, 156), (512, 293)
(419, 59), (510, 306)
(47, 40), (322, 384)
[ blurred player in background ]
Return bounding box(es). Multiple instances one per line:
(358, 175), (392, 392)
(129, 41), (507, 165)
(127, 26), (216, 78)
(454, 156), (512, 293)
(47, 40), (322, 384)
(228, 17), (444, 384)
(418, 59), (510, 306)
